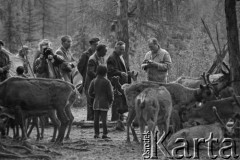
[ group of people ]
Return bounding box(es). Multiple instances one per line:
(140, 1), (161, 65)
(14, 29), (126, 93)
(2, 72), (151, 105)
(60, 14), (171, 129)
(0, 36), (172, 139)
(78, 37), (172, 139)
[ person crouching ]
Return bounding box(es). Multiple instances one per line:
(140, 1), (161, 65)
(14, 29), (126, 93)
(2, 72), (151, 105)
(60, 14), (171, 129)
(88, 65), (113, 139)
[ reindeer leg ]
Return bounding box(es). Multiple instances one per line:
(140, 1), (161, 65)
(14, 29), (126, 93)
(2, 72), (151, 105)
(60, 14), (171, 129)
(64, 105), (74, 140)
(15, 106), (27, 141)
(35, 117), (40, 141)
(139, 118), (145, 151)
(64, 95), (75, 141)
(39, 116), (44, 140)
(130, 112), (139, 143)
(126, 109), (136, 143)
(14, 124), (20, 140)
(48, 110), (60, 142)
(55, 108), (69, 144)
(27, 117), (36, 138)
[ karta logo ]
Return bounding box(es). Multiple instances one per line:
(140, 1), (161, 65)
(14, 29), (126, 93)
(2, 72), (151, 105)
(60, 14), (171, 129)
(142, 131), (239, 159)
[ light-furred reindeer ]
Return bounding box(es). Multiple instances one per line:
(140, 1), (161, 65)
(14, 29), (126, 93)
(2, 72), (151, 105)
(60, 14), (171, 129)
(135, 86), (172, 148)
(121, 80), (215, 143)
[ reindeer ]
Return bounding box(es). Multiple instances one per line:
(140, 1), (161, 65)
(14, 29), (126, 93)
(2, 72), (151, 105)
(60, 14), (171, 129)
(121, 80), (214, 143)
(167, 122), (224, 150)
(183, 87), (240, 127)
(168, 105), (238, 150)
(0, 77), (77, 144)
(174, 62), (231, 99)
(135, 86), (172, 149)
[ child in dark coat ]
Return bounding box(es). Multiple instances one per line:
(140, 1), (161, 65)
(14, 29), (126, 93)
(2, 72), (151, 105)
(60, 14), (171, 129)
(16, 66), (27, 78)
(88, 65), (113, 139)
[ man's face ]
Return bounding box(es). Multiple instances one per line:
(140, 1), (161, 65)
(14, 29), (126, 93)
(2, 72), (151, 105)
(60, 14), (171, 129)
(99, 47), (107, 57)
(115, 45), (125, 56)
(148, 42), (159, 52)
(63, 38), (72, 50)
(41, 44), (49, 52)
(91, 41), (99, 51)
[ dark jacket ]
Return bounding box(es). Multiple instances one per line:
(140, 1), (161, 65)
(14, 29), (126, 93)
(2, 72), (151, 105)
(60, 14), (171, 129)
(77, 48), (95, 85)
(33, 50), (42, 74)
(34, 50), (64, 79)
(88, 76), (113, 111)
(0, 50), (11, 81)
(106, 51), (131, 85)
(84, 53), (104, 91)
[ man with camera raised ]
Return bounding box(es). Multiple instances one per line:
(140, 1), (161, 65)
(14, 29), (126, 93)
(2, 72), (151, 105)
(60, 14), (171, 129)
(33, 39), (64, 79)
(55, 35), (76, 83)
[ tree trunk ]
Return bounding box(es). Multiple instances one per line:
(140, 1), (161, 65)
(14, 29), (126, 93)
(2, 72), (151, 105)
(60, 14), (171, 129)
(117, 0), (129, 67)
(65, 0), (68, 35)
(225, 0), (240, 95)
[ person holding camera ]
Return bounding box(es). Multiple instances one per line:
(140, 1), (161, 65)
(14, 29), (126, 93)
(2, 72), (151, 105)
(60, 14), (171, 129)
(33, 39), (64, 78)
(33, 39), (51, 78)
(141, 38), (172, 83)
(55, 35), (76, 83)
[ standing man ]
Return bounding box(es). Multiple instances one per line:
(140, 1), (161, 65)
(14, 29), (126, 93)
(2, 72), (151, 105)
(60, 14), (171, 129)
(107, 41), (131, 129)
(77, 38), (100, 93)
(141, 38), (172, 83)
(85, 44), (107, 121)
(55, 35), (76, 83)
(0, 40), (11, 82)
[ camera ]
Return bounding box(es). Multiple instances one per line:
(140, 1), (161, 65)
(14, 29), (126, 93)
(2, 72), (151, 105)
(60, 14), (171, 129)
(70, 63), (75, 68)
(141, 60), (153, 70)
(43, 47), (54, 59)
(143, 59), (153, 64)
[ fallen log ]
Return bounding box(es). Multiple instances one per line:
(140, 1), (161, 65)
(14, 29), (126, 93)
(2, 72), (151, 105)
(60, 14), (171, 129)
(74, 120), (127, 128)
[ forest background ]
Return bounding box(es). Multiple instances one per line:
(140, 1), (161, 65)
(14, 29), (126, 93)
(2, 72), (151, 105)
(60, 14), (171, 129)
(0, 0), (236, 81)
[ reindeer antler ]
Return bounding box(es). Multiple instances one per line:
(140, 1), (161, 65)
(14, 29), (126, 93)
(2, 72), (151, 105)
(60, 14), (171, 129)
(222, 61), (230, 74)
(201, 72), (207, 85)
(229, 87), (240, 108)
(206, 73), (211, 85)
(212, 106), (225, 127)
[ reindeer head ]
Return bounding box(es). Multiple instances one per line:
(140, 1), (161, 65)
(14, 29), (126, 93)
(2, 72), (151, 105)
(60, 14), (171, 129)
(196, 84), (215, 102)
(205, 62), (231, 98)
(128, 70), (138, 82)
